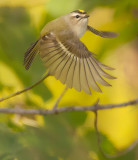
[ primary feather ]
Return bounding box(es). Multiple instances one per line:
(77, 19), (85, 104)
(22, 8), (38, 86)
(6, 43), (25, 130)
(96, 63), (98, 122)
(24, 40), (39, 70)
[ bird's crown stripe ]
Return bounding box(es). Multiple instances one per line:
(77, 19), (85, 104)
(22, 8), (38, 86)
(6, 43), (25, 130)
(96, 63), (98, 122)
(78, 9), (85, 13)
(73, 10), (87, 14)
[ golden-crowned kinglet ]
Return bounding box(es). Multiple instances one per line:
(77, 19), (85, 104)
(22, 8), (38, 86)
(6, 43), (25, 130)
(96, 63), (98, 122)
(24, 10), (118, 94)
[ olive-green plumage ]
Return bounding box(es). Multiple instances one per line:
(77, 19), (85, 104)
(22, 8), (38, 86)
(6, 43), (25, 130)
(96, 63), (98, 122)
(24, 10), (118, 94)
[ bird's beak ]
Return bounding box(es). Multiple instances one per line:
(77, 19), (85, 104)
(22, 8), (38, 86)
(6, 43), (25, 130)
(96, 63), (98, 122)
(83, 14), (90, 18)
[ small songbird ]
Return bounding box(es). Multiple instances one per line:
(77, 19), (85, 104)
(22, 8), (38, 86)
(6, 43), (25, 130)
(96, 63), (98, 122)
(24, 10), (118, 95)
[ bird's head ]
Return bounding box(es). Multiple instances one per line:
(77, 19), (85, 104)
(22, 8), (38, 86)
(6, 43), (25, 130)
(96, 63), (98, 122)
(65, 10), (89, 38)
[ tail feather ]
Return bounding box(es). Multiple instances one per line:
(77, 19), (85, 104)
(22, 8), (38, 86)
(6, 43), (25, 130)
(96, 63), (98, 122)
(24, 40), (39, 70)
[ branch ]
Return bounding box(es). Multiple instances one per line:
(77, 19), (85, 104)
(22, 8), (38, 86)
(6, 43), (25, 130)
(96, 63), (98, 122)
(0, 72), (49, 103)
(0, 99), (137, 158)
(0, 99), (137, 115)
(93, 102), (138, 159)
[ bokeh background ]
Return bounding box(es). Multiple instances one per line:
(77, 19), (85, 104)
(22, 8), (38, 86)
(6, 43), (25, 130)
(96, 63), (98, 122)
(0, 0), (138, 160)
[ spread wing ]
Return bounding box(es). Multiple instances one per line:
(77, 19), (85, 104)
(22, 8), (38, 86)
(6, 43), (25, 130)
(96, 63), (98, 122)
(24, 40), (40, 70)
(39, 32), (115, 94)
(87, 25), (119, 38)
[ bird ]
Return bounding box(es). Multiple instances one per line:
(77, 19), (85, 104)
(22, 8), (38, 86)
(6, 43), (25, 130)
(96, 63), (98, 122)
(24, 9), (118, 95)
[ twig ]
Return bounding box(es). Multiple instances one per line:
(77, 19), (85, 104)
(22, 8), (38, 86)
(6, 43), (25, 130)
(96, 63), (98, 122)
(0, 72), (49, 103)
(53, 86), (68, 110)
(0, 99), (137, 115)
(93, 102), (138, 159)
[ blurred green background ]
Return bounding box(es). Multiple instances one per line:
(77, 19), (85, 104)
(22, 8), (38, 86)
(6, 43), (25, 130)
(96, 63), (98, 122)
(0, 0), (138, 159)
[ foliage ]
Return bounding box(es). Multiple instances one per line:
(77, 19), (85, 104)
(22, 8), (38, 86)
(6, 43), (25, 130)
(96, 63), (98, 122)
(0, 0), (138, 159)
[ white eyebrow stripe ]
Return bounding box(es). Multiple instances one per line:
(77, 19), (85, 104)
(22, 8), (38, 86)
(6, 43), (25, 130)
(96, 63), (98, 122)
(71, 13), (81, 17)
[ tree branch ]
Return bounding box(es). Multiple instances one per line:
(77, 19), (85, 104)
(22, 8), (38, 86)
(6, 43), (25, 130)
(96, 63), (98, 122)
(0, 72), (49, 103)
(0, 99), (137, 158)
(0, 99), (137, 115)
(93, 102), (138, 159)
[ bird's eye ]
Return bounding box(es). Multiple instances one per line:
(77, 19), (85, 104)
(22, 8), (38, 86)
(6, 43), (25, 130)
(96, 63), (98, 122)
(75, 15), (80, 18)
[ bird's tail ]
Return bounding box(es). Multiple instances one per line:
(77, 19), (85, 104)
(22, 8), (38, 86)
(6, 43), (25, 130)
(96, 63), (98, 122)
(24, 40), (39, 70)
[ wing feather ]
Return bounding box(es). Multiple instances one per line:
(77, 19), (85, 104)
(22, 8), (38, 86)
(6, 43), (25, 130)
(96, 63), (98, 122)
(39, 32), (115, 94)
(87, 25), (119, 38)
(41, 47), (61, 59)
(72, 57), (81, 92)
(92, 56), (115, 71)
(91, 56), (116, 79)
(80, 58), (91, 94)
(43, 49), (64, 66)
(54, 52), (71, 79)
(88, 58), (111, 86)
(24, 40), (39, 70)
(59, 54), (74, 84)
(84, 58), (102, 92)
(66, 55), (76, 88)
(48, 52), (67, 74)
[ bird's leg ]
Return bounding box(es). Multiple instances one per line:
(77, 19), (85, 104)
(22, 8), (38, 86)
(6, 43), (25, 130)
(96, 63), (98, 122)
(52, 86), (68, 110)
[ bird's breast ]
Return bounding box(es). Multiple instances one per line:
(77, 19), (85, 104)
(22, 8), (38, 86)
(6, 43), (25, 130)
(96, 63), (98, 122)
(74, 20), (88, 38)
